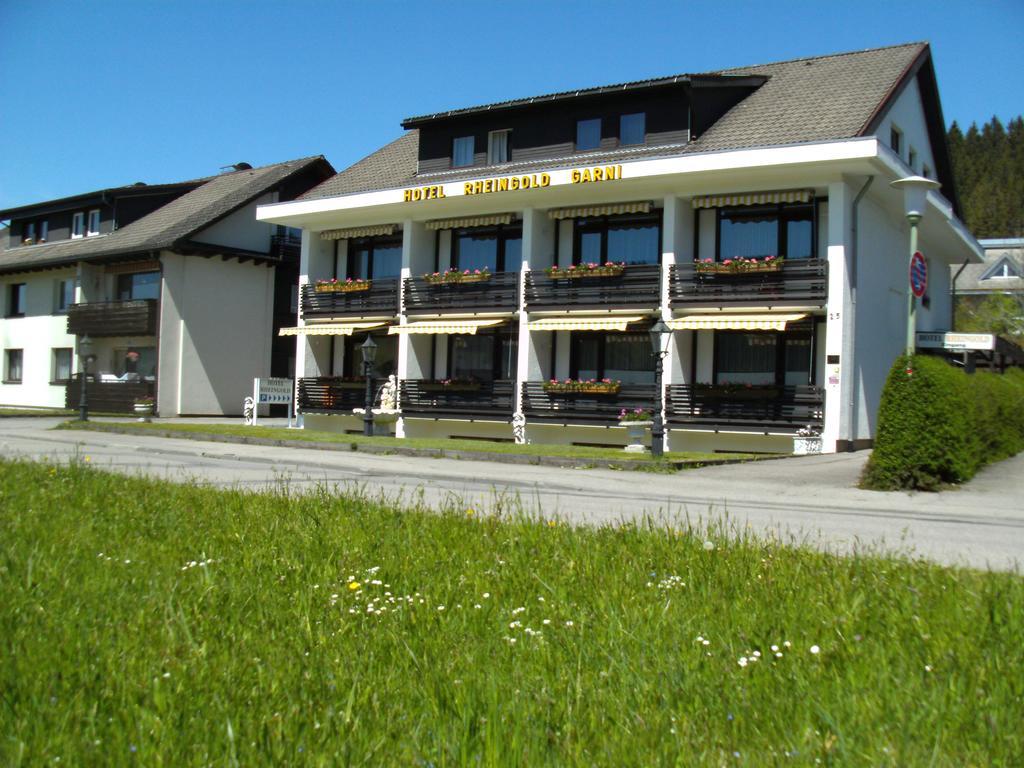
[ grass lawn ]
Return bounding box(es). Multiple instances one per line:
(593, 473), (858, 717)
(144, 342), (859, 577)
(0, 408), (77, 417)
(56, 419), (762, 465)
(2, 460), (1022, 765)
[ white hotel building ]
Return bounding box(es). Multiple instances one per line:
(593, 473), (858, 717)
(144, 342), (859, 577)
(258, 43), (981, 453)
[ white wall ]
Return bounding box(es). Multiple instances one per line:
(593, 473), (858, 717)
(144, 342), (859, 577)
(876, 77), (937, 176)
(158, 252), (274, 415)
(192, 193), (276, 254)
(0, 269), (78, 408)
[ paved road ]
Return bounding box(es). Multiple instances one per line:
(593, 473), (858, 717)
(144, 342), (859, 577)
(1, 417), (1021, 572)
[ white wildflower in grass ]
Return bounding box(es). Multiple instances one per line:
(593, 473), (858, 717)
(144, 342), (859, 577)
(771, 645), (779, 652)
(925, 664), (933, 672)
(738, 657), (748, 668)
(702, 639), (710, 647)
(565, 621), (574, 627)
(437, 605), (445, 611)
(474, 604), (482, 609)
(703, 540), (715, 551)
(542, 619), (551, 625)
(810, 645), (820, 655)
(482, 592), (490, 599)
(696, 636), (704, 643)
(783, 641), (792, 648)
(751, 650), (761, 658)
(775, 652), (783, 658)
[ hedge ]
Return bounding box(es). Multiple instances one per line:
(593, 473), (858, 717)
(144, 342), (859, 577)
(861, 355), (1024, 491)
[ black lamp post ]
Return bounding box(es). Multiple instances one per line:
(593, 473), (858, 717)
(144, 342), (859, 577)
(647, 319), (670, 458)
(78, 334), (94, 422)
(360, 335), (378, 437)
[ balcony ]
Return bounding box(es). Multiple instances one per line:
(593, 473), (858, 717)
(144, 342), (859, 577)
(300, 279), (400, 319)
(521, 382), (656, 426)
(669, 259), (828, 307)
(400, 379), (514, 420)
(297, 377), (369, 414)
(524, 264), (661, 310)
(66, 300), (158, 337)
(665, 384), (824, 433)
(270, 234), (301, 261)
(403, 271), (518, 314)
(65, 377), (155, 414)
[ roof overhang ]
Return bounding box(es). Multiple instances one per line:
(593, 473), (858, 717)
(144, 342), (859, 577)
(257, 136), (983, 266)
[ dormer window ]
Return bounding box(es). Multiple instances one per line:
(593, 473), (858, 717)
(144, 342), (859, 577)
(71, 212), (85, 239)
(488, 130), (510, 165)
(576, 118), (601, 151)
(453, 136), (475, 168)
(620, 113), (646, 146)
(23, 222), (35, 245)
(983, 258), (1020, 280)
(87, 209), (101, 237)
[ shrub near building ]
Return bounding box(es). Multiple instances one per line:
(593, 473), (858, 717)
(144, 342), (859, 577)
(862, 355), (1024, 490)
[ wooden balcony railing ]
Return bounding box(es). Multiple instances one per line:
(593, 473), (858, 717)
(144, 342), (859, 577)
(669, 259), (828, 306)
(64, 377), (155, 414)
(403, 271), (518, 314)
(297, 377), (368, 413)
(400, 379), (514, 420)
(524, 264), (661, 309)
(300, 279), (400, 318)
(521, 381), (657, 425)
(66, 300), (158, 337)
(665, 384), (824, 432)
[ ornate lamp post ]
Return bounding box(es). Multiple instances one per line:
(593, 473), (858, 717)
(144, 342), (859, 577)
(647, 318), (671, 458)
(360, 335), (378, 437)
(77, 334), (95, 422)
(890, 175), (941, 356)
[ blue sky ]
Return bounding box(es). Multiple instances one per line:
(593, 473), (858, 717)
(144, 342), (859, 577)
(1, 0), (1021, 211)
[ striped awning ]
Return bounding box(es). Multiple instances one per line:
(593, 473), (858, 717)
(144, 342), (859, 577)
(692, 190), (814, 209)
(388, 319), (506, 335)
(426, 213), (514, 230)
(548, 201), (652, 220)
(320, 224), (397, 240)
(667, 313), (808, 331)
(279, 322), (385, 337)
(527, 315), (646, 332)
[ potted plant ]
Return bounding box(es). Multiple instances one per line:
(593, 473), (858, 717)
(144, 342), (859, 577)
(694, 256), (784, 275)
(618, 408), (654, 453)
(546, 261), (626, 280)
(542, 378), (621, 395)
(338, 277), (371, 292)
(133, 395), (155, 422)
(424, 267), (491, 285)
(793, 425), (823, 455)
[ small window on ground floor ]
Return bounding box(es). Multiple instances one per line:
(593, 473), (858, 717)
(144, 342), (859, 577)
(344, 333), (397, 379)
(52, 348), (73, 383)
(714, 331), (813, 387)
(572, 332), (654, 384)
(447, 331), (517, 382)
(4, 349), (23, 383)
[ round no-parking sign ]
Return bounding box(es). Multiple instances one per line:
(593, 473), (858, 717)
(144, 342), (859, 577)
(910, 251), (928, 298)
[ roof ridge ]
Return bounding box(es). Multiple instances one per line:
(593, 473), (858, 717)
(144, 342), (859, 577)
(712, 41), (927, 74)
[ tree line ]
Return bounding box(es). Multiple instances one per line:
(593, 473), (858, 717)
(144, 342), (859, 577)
(947, 116), (1024, 238)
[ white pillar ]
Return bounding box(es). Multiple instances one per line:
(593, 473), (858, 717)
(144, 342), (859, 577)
(516, 208), (552, 443)
(823, 180), (853, 453)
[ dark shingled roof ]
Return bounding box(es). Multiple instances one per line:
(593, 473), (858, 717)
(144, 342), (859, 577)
(300, 42), (929, 201)
(0, 156), (328, 274)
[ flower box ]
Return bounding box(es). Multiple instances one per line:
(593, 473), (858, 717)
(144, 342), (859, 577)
(543, 380), (621, 395)
(547, 263), (625, 280)
(424, 270), (491, 285)
(315, 280), (371, 293)
(695, 257), (784, 275)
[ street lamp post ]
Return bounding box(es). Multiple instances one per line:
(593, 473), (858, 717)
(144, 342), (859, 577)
(890, 176), (941, 356)
(77, 334), (94, 422)
(360, 335), (378, 437)
(647, 318), (671, 458)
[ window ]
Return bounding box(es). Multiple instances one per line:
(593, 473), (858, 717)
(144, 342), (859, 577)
(4, 349), (23, 383)
(71, 212), (85, 239)
(39, 220), (47, 242)
(7, 283), (26, 317)
(576, 118), (601, 151)
(890, 125), (902, 156)
(488, 130), (510, 164)
(56, 278), (75, 312)
(620, 113), (645, 146)
(718, 204), (815, 261)
(23, 221), (35, 245)
(87, 209), (101, 236)
(453, 136), (475, 167)
(983, 258), (1020, 280)
(112, 347), (158, 379)
(908, 147), (918, 171)
(922, 164), (932, 179)
(347, 236), (402, 280)
(448, 330), (517, 382)
(116, 271), (160, 301)
(452, 224), (522, 273)
(52, 348), (73, 384)
(344, 334), (397, 378)
(574, 213), (661, 266)
(572, 332), (654, 385)
(714, 331), (813, 387)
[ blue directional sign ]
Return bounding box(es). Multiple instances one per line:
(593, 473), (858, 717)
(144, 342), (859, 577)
(910, 251), (928, 298)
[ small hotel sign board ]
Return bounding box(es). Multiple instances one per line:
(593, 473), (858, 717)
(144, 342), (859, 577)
(252, 377), (294, 427)
(916, 332), (996, 351)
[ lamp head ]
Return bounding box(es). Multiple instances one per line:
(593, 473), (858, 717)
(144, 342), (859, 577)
(890, 175), (941, 220)
(360, 334), (378, 364)
(648, 318), (671, 355)
(78, 334), (94, 359)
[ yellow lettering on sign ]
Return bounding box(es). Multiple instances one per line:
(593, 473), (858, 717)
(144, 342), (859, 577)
(540, 173), (551, 186)
(499, 178), (509, 191)
(404, 185), (447, 201)
(464, 183), (474, 195)
(571, 170), (581, 183)
(570, 165), (623, 184)
(510, 177), (519, 191)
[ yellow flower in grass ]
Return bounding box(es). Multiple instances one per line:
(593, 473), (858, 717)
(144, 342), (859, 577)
(348, 581), (361, 591)
(547, 520), (557, 528)
(466, 509), (475, 517)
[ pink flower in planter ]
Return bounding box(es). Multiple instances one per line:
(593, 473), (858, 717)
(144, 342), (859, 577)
(722, 259), (733, 266)
(463, 270), (471, 275)
(765, 256), (776, 262)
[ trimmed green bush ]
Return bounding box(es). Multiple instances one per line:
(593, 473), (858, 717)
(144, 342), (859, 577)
(862, 354), (1024, 490)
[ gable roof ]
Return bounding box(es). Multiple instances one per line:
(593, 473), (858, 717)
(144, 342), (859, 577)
(955, 246), (1024, 292)
(300, 42), (945, 204)
(0, 156), (332, 275)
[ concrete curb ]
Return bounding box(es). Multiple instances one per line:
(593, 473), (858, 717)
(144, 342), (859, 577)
(60, 422), (779, 472)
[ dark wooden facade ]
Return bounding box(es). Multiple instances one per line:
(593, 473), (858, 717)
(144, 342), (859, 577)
(66, 300), (158, 337)
(65, 377), (155, 414)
